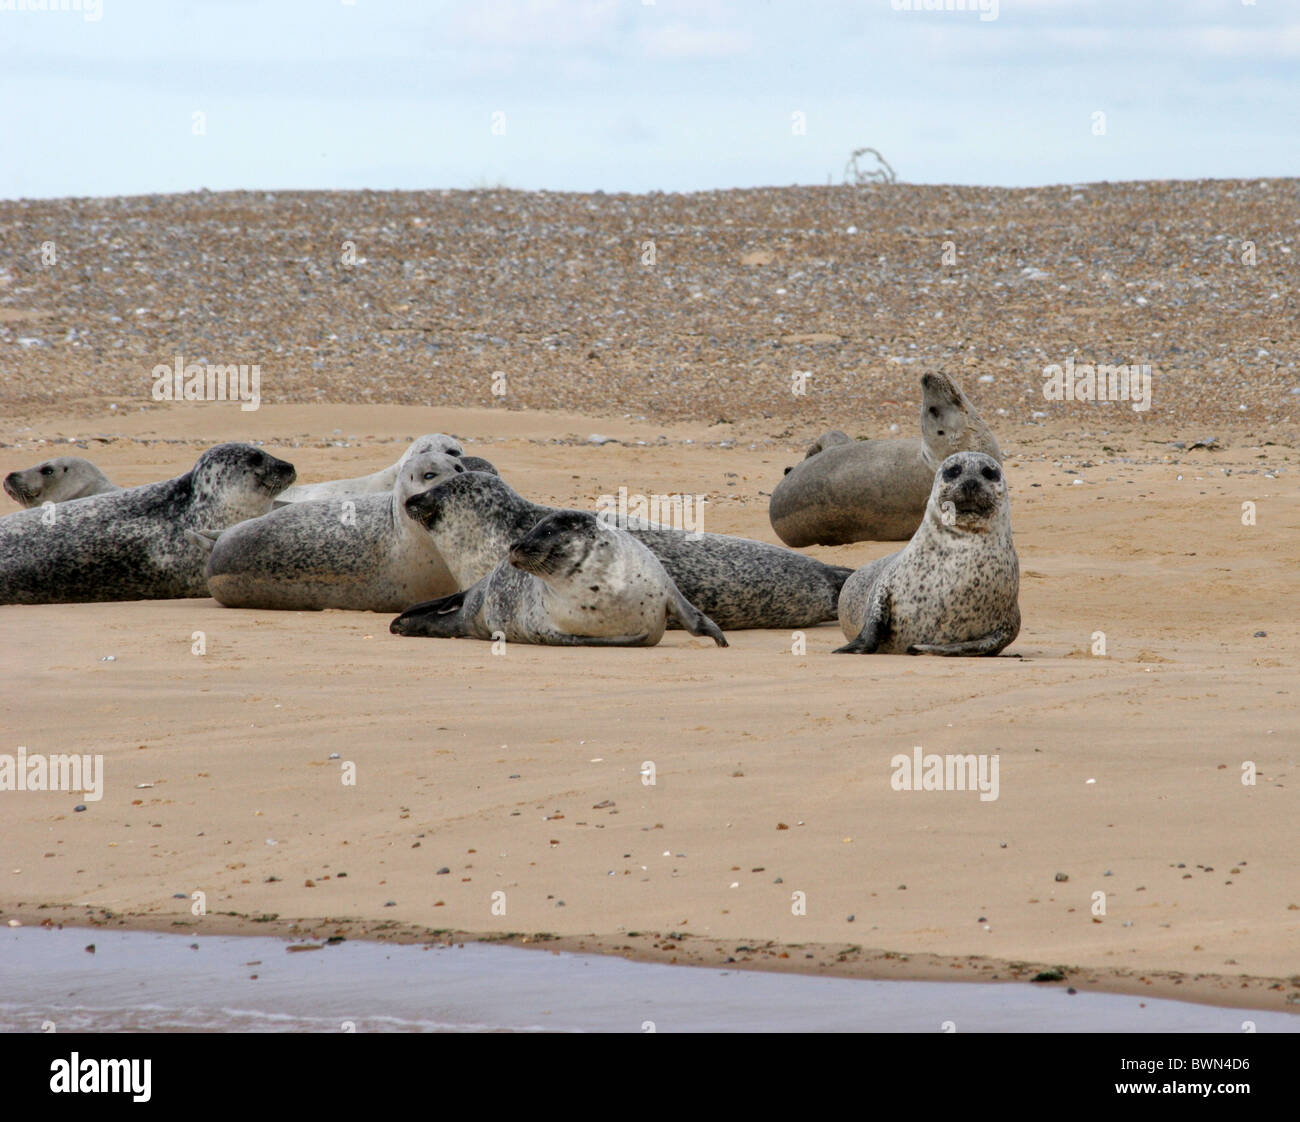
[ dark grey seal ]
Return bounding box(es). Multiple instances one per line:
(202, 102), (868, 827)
(401, 472), (851, 631)
(0, 443), (295, 604)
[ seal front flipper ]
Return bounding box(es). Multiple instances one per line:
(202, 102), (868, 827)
(186, 527), (222, 558)
(390, 590), (471, 637)
(543, 630), (653, 647)
(666, 587), (728, 647)
(908, 627), (1015, 657)
(833, 592), (891, 654)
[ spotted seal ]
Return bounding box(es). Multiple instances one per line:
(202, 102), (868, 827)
(391, 510), (727, 647)
(835, 451), (1019, 655)
(3, 456), (120, 508)
(0, 443), (295, 604)
(769, 372), (1002, 544)
(402, 472), (851, 630)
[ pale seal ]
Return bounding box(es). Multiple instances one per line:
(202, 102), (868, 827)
(4, 456), (120, 508)
(835, 451), (1019, 656)
(391, 510), (727, 648)
(0, 443), (295, 605)
(402, 472), (852, 630)
(203, 443), (485, 612)
(769, 372), (1002, 544)
(272, 434), (496, 506)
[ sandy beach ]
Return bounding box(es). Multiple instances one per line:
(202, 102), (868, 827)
(1, 184), (1297, 1016)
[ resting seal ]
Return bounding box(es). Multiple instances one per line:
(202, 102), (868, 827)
(0, 443), (295, 604)
(203, 443), (489, 612)
(769, 372), (1002, 544)
(273, 434), (496, 506)
(835, 451), (1019, 656)
(391, 510), (727, 647)
(4, 456), (119, 508)
(403, 472), (851, 630)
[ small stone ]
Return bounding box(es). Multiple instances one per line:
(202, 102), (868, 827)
(74, 805), (87, 813)
(1054, 872), (1069, 882)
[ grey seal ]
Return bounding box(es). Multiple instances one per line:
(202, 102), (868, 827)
(770, 372), (1002, 544)
(0, 443), (295, 605)
(273, 434), (496, 506)
(4, 456), (119, 508)
(203, 443), (489, 612)
(403, 472), (852, 630)
(391, 510), (727, 647)
(835, 451), (1019, 656)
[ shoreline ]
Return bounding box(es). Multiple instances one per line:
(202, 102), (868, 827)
(6, 906), (1297, 1016)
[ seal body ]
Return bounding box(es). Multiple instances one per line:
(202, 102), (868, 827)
(770, 372), (1002, 545)
(3, 457), (119, 508)
(0, 443), (295, 604)
(403, 472), (851, 630)
(272, 434), (495, 506)
(391, 511), (727, 648)
(836, 451), (1020, 656)
(205, 444), (473, 612)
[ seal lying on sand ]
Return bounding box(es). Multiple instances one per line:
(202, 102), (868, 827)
(0, 443), (295, 605)
(769, 372), (1002, 545)
(391, 510), (727, 648)
(203, 445), (491, 612)
(835, 451), (1019, 656)
(3, 457), (119, 508)
(402, 472), (851, 631)
(272, 434), (496, 505)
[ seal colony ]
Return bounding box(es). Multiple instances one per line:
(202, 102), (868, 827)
(3, 456), (119, 509)
(0, 443), (296, 605)
(202, 439), (491, 612)
(392, 510), (728, 648)
(401, 471), (852, 631)
(770, 372), (1002, 545)
(836, 451), (1020, 656)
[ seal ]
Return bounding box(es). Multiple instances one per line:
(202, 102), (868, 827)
(391, 510), (728, 647)
(273, 434), (496, 505)
(769, 372), (1002, 545)
(4, 456), (119, 508)
(402, 472), (852, 631)
(835, 451), (1019, 656)
(0, 443), (296, 605)
(204, 443), (473, 612)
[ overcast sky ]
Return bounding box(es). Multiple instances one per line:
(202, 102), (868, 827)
(1, 0), (1296, 198)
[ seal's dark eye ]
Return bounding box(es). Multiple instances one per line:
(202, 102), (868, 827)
(251, 452), (264, 466)
(981, 466), (1001, 481)
(423, 471), (437, 480)
(40, 467), (54, 476)
(448, 449), (461, 457)
(929, 407), (939, 417)
(942, 464), (962, 482)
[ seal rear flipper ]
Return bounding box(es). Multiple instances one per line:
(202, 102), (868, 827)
(908, 627), (1015, 657)
(390, 590), (470, 638)
(666, 589), (728, 647)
